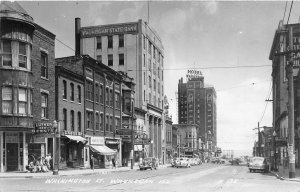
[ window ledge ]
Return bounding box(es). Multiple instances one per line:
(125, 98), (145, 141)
(41, 77), (49, 81)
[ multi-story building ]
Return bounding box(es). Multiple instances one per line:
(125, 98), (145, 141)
(177, 70), (217, 158)
(77, 19), (165, 162)
(56, 55), (124, 168)
(269, 21), (300, 168)
(0, 2), (55, 172)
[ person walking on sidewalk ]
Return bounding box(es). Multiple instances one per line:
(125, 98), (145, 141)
(90, 154), (94, 171)
(112, 157), (116, 169)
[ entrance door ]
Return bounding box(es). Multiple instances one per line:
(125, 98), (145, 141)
(7, 143), (18, 171)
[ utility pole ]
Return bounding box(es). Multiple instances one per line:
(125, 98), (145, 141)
(258, 122), (261, 157)
(287, 27), (295, 178)
(131, 101), (134, 170)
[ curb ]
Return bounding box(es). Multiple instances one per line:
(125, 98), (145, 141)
(270, 171), (285, 180)
(270, 171), (300, 182)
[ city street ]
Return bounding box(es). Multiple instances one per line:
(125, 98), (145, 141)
(1, 164), (300, 192)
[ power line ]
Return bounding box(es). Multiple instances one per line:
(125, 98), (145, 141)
(216, 80), (271, 92)
(286, 0), (293, 25)
(259, 79), (272, 124)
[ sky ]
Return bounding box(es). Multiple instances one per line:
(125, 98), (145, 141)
(18, 0), (300, 157)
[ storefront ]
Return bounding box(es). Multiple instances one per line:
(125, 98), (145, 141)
(105, 137), (121, 167)
(60, 131), (87, 168)
(89, 136), (117, 169)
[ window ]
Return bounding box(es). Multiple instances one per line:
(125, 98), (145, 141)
(41, 93), (48, 118)
(100, 113), (104, 131)
(148, 59), (151, 71)
(153, 63), (156, 75)
(110, 116), (113, 132)
(2, 87), (12, 114)
(115, 92), (120, 109)
(119, 35), (124, 47)
(86, 80), (93, 101)
(143, 54), (146, 67)
(41, 52), (48, 78)
(95, 84), (99, 103)
(148, 41), (151, 54)
(97, 55), (102, 63)
(149, 76), (151, 88)
(108, 54), (113, 66)
(115, 118), (120, 130)
(158, 82), (160, 93)
(110, 89), (113, 106)
(153, 47), (156, 59)
(18, 88), (27, 114)
(119, 54), (124, 65)
(19, 42), (27, 68)
(63, 109), (67, 130)
(158, 67), (160, 78)
(106, 115), (109, 131)
(144, 72), (146, 85)
(96, 37), (102, 49)
(78, 112), (81, 132)
(70, 110), (74, 131)
(70, 83), (74, 101)
(154, 79), (156, 91)
(153, 95), (156, 106)
(77, 85), (81, 103)
(144, 90), (146, 101)
(1, 40), (12, 66)
(143, 36), (146, 49)
(87, 111), (93, 130)
(100, 84), (103, 104)
(108, 36), (113, 48)
(62, 80), (67, 99)
(105, 88), (109, 105)
(149, 93), (151, 104)
(96, 113), (100, 131)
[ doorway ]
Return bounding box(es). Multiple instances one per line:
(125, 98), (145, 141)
(6, 143), (18, 171)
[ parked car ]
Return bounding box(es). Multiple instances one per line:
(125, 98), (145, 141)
(139, 157), (158, 170)
(249, 157), (268, 173)
(175, 157), (191, 168)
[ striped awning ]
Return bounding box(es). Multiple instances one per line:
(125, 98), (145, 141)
(90, 145), (116, 156)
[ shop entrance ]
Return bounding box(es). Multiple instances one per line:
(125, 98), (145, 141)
(6, 143), (18, 171)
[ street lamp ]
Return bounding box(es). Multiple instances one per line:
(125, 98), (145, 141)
(52, 120), (60, 175)
(273, 130), (277, 171)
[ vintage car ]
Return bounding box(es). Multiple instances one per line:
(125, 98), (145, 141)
(175, 157), (191, 168)
(139, 157), (158, 170)
(249, 157), (269, 173)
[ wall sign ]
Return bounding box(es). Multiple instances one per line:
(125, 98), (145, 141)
(90, 136), (105, 145)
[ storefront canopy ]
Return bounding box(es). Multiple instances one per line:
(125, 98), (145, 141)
(90, 145), (116, 155)
(65, 135), (86, 143)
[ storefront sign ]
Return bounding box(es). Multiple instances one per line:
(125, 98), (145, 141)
(105, 138), (120, 145)
(6, 133), (19, 143)
(62, 131), (84, 137)
(34, 122), (55, 134)
(275, 138), (287, 147)
(116, 128), (132, 135)
(91, 136), (105, 145)
(81, 23), (138, 37)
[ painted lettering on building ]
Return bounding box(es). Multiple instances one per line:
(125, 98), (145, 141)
(81, 23), (139, 38)
(186, 70), (203, 80)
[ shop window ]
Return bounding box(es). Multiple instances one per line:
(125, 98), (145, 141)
(70, 83), (74, 101)
(63, 108), (67, 130)
(1, 40), (12, 67)
(108, 36), (113, 49)
(18, 88), (27, 114)
(119, 34), (124, 48)
(96, 37), (102, 49)
(119, 54), (124, 65)
(70, 110), (74, 131)
(78, 112), (81, 132)
(41, 51), (48, 78)
(41, 93), (48, 119)
(19, 42), (27, 68)
(2, 87), (12, 114)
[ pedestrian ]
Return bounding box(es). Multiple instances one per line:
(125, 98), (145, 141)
(45, 153), (52, 170)
(112, 157), (116, 169)
(90, 154), (94, 171)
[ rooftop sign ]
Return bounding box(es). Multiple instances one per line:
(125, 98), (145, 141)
(186, 69), (203, 81)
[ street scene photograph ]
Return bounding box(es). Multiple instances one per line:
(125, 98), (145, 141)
(1, 0), (300, 191)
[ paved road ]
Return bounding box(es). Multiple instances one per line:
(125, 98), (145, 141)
(1, 164), (300, 192)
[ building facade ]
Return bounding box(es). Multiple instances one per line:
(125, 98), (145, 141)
(177, 71), (217, 158)
(0, 2), (56, 172)
(78, 19), (165, 162)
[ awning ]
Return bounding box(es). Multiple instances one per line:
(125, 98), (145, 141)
(90, 145), (116, 155)
(65, 135), (86, 143)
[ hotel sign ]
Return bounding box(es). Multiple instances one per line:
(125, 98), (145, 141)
(81, 23), (139, 38)
(186, 70), (203, 80)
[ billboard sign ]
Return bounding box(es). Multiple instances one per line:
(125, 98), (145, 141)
(186, 70), (203, 81)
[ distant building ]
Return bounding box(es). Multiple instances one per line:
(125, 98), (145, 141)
(177, 70), (217, 158)
(77, 19), (165, 162)
(0, 1), (55, 172)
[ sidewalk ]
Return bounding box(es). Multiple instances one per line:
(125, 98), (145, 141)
(270, 166), (300, 182)
(0, 164), (171, 179)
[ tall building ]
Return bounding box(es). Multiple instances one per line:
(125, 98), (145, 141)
(269, 21), (300, 168)
(177, 70), (217, 157)
(78, 19), (165, 161)
(0, 1), (55, 172)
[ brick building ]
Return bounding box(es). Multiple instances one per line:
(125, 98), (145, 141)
(0, 1), (55, 172)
